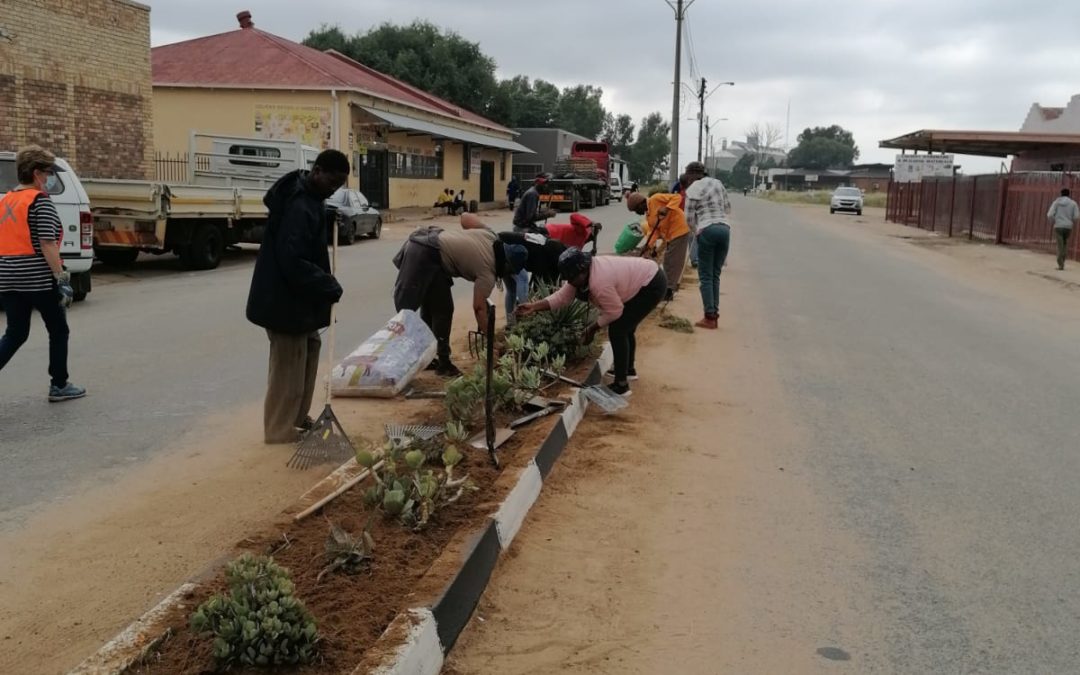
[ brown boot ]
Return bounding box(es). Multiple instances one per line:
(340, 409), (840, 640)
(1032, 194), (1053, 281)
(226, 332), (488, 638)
(695, 313), (718, 330)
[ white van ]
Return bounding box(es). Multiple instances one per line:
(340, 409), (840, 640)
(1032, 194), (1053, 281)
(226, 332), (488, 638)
(609, 176), (625, 202)
(0, 153), (94, 301)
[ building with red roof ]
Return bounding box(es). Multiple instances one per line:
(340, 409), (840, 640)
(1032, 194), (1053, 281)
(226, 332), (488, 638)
(152, 10), (529, 208)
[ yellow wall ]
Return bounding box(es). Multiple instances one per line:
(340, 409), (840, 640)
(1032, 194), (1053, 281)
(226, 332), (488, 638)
(153, 86), (516, 207)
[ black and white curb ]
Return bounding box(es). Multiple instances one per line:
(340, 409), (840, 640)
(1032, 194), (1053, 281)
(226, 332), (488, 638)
(68, 344), (613, 675)
(360, 344), (613, 675)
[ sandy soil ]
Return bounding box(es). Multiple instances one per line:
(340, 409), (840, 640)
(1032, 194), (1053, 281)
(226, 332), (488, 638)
(0, 213), (481, 675)
(445, 265), (871, 674)
(446, 202), (1080, 675)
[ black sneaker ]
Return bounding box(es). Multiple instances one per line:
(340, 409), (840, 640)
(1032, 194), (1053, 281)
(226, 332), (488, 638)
(425, 358), (440, 371)
(297, 416), (316, 433)
(605, 367), (639, 381)
(608, 382), (633, 398)
(436, 362), (462, 378)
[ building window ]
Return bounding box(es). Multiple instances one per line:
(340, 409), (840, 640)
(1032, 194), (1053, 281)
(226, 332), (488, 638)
(390, 152), (443, 179)
(500, 153), (507, 181)
(462, 143), (470, 180)
(512, 163), (543, 182)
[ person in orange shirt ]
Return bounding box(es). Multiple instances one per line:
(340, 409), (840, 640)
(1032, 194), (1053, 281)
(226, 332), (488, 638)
(626, 191), (691, 300)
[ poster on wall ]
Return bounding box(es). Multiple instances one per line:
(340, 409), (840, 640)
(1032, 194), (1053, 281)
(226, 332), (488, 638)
(253, 104), (332, 149)
(470, 147), (482, 175)
(894, 154), (953, 183)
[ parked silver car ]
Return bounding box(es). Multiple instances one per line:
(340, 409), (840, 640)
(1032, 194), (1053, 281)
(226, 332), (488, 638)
(325, 188), (382, 245)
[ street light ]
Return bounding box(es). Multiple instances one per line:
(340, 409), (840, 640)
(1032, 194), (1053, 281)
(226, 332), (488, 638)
(696, 81), (734, 161)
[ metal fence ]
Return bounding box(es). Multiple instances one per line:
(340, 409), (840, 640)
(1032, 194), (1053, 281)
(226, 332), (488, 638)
(886, 173), (1080, 261)
(153, 152), (210, 183)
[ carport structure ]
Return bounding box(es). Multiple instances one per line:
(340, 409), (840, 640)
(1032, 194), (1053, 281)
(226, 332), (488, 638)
(880, 129), (1080, 262)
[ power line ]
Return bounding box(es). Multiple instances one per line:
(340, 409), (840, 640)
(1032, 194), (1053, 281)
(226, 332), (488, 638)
(684, 17), (699, 81)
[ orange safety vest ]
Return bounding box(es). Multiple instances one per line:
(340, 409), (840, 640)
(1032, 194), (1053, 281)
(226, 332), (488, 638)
(0, 189), (42, 256)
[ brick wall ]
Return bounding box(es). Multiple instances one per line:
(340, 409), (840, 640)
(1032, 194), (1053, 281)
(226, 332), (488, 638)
(0, 0), (153, 179)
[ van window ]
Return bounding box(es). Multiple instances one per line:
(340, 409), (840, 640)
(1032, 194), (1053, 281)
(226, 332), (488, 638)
(227, 145), (282, 168)
(0, 160), (65, 195)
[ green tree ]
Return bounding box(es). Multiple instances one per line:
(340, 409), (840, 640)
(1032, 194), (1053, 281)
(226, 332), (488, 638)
(787, 125), (859, 169)
(521, 80), (561, 128)
(304, 22), (497, 116)
(602, 113), (636, 158)
(629, 113), (671, 182)
(556, 85), (606, 139)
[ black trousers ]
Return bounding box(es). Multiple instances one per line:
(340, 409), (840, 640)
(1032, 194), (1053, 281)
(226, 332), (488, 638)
(0, 289), (70, 387)
(392, 241), (454, 360)
(608, 269), (667, 383)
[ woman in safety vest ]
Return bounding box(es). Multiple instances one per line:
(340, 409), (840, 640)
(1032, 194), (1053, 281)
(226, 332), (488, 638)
(0, 146), (85, 402)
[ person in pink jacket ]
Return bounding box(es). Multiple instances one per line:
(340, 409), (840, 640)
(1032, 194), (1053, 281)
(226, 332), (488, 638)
(516, 248), (666, 397)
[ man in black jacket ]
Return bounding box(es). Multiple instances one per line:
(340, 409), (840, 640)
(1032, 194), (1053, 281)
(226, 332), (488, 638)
(246, 150), (349, 444)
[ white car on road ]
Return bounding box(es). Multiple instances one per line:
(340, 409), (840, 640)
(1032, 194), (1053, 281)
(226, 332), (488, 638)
(830, 186), (863, 216)
(1, 152), (94, 301)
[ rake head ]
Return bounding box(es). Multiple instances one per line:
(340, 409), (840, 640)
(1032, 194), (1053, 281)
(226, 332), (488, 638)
(467, 330), (486, 360)
(287, 404), (355, 470)
(384, 423), (444, 449)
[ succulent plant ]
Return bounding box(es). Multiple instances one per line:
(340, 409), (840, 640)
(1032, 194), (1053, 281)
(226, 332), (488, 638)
(189, 554), (318, 670)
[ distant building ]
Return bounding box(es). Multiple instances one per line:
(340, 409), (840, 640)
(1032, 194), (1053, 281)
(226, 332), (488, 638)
(705, 136), (788, 175)
(1015, 94), (1080, 171)
(511, 128), (592, 180)
(151, 11), (528, 208)
(768, 163), (892, 192)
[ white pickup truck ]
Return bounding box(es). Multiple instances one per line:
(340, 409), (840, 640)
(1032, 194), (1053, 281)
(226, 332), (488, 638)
(86, 133), (319, 270)
(0, 152), (94, 301)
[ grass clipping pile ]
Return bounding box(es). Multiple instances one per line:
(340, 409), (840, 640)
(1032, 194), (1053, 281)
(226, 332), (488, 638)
(132, 301), (597, 674)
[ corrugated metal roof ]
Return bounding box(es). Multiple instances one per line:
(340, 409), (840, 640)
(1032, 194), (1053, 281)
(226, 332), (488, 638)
(152, 25), (511, 135)
(880, 129), (1080, 157)
(362, 108), (532, 153)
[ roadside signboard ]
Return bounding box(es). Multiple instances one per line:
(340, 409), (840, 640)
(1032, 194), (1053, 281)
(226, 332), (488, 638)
(750, 165), (758, 175)
(894, 154), (953, 182)
(805, 174), (818, 183)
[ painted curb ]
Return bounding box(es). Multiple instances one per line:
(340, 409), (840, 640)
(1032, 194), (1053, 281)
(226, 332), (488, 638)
(67, 343), (614, 675)
(358, 343), (614, 674)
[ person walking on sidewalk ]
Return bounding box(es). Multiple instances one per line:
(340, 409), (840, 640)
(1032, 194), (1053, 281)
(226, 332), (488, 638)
(246, 150), (349, 444)
(0, 146), (85, 402)
(1047, 188), (1079, 270)
(516, 249), (665, 397)
(507, 176), (521, 211)
(684, 161), (732, 330)
(393, 227), (528, 375)
(627, 190), (690, 300)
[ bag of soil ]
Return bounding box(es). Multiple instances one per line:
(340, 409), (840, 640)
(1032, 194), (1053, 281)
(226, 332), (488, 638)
(331, 310), (437, 398)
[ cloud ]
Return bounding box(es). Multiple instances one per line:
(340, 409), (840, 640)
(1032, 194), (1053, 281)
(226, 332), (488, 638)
(141, 0), (1080, 173)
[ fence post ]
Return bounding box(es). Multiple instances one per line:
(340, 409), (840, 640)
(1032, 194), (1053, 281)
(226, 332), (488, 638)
(995, 176), (1008, 245)
(947, 175), (957, 237)
(969, 175), (977, 240)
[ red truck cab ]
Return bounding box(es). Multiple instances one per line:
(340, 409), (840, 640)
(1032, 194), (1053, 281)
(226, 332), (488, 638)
(570, 141), (611, 183)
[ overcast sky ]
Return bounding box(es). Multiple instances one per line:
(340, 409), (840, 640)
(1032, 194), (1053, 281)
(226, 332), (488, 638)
(143, 0), (1080, 174)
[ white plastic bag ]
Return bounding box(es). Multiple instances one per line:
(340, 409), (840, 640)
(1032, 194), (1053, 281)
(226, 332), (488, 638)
(331, 310), (437, 398)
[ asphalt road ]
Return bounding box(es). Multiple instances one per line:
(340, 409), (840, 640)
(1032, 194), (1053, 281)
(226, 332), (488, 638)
(729, 196), (1080, 672)
(0, 202), (631, 530)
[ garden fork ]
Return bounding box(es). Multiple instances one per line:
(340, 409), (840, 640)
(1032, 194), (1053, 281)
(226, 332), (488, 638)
(467, 330), (486, 360)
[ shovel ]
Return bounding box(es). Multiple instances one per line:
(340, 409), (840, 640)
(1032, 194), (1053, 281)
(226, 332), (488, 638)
(542, 370), (629, 414)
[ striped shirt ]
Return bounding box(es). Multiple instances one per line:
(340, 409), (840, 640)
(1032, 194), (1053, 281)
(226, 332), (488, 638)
(685, 176), (733, 234)
(0, 192), (62, 292)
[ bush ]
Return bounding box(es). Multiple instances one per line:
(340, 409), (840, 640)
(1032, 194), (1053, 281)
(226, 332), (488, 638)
(190, 554), (319, 670)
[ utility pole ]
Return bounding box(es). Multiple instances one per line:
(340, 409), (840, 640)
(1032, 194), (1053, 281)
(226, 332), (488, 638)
(697, 77), (707, 162)
(666, 0), (694, 182)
